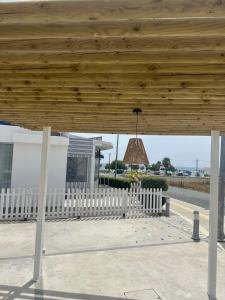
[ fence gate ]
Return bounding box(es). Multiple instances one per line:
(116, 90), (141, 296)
(0, 187), (163, 221)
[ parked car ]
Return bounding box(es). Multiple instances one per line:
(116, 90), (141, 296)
(159, 167), (165, 175)
(183, 171), (190, 176)
(154, 170), (160, 175)
(114, 169), (124, 174)
(177, 171), (184, 176)
(166, 170), (172, 176)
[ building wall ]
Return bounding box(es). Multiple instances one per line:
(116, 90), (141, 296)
(0, 125), (69, 189)
(11, 142), (68, 189)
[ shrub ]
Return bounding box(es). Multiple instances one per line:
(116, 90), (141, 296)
(141, 176), (168, 191)
(125, 171), (145, 182)
(99, 176), (132, 189)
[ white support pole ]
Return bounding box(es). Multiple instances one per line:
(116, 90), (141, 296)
(33, 127), (51, 282)
(90, 142), (96, 191)
(208, 130), (220, 300)
(218, 135), (225, 241)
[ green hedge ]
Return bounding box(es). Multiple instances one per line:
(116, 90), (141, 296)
(99, 176), (132, 188)
(99, 176), (168, 191)
(141, 177), (168, 191)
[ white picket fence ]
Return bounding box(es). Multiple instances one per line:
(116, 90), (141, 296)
(66, 182), (87, 190)
(0, 187), (163, 221)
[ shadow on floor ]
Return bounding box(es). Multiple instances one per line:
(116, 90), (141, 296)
(0, 239), (193, 262)
(0, 279), (127, 300)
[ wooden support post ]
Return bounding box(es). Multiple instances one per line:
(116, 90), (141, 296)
(33, 127), (51, 282)
(208, 130), (220, 300)
(218, 135), (225, 241)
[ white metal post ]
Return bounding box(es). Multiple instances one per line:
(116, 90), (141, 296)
(218, 135), (225, 241)
(208, 130), (220, 300)
(33, 127), (51, 282)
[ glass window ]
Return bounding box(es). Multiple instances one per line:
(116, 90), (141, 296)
(66, 156), (88, 182)
(0, 143), (13, 189)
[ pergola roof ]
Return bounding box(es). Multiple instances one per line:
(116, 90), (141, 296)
(1, 0), (225, 135)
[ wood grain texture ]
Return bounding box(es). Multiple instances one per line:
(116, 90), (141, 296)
(1, 0), (225, 135)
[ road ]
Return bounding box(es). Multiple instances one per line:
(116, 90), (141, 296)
(164, 186), (211, 236)
(165, 187), (225, 250)
(165, 186), (209, 209)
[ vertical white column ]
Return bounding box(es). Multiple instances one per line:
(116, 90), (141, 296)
(218, 135), (225, 241)
(90, 142), (96, 191)
(33, 127), (51, 282)
(208, 130), (220, 300)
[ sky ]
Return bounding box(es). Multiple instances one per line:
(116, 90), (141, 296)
(72, 133), (211, 169)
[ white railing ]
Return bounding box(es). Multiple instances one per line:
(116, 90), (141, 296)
(0, 187), (163, 221)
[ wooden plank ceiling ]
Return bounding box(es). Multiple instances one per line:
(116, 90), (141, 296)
(1, 0), (225, 135)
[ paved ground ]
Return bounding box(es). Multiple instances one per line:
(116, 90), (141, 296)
(0, 216), (225, 299)
(165, 186), (209, 209)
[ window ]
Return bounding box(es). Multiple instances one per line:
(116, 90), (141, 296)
(66, 156), (88, 183)
(0, 144), (13, 189)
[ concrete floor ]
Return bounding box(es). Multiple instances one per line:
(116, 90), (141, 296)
(0, 216), (225, 299)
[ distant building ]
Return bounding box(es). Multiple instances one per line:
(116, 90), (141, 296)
(0, 125), (112, 190)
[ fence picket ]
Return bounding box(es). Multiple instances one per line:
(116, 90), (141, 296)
(66, 188), (70, 218)
(110, 188), (113, 216)
(118, 189), (122, 215)
(153, 188), (156, 214)
(61, 188), (65, 217)
(156, 188), (159, 213)
(46, 188), (51, 218)
(0, 189), (4, 219)
(141, 188), (145, 214)
(0, 186), (163, 221)
(80, 189), (83, 217)
(70, 188), (75, 217)
(27, 189), (33, 219)
(4, 188), (10, 220)
(96, 188), (99, 217)
(146, 188), (150, 214)
(51, 188), (56, 218)
(86, 189), (89, 217)
(77, 189), (80, 218)
(159, 189), (162, 213)
(82, 189), (85, 217)
(9, 188), (15, 219)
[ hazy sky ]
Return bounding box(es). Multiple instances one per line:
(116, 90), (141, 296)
(72, 133), (211, 169)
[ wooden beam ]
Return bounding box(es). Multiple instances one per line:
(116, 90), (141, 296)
(1, 0), (225, 24)
(1, 80), (225, 88)
(2, 36), (225, 52)
(2, 104), (225, 114)
(1, 96), (225, 104)
(0, 87), (225, 94)
(1, 73), (225, 81)
(1, 51), (225, 65)
(1, 64), (225, 74)
(2, 18), (225, 39)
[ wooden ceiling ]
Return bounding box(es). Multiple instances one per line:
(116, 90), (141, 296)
(1, 0), (225, 135)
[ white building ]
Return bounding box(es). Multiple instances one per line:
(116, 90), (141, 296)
(0, 125), (112, 190)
